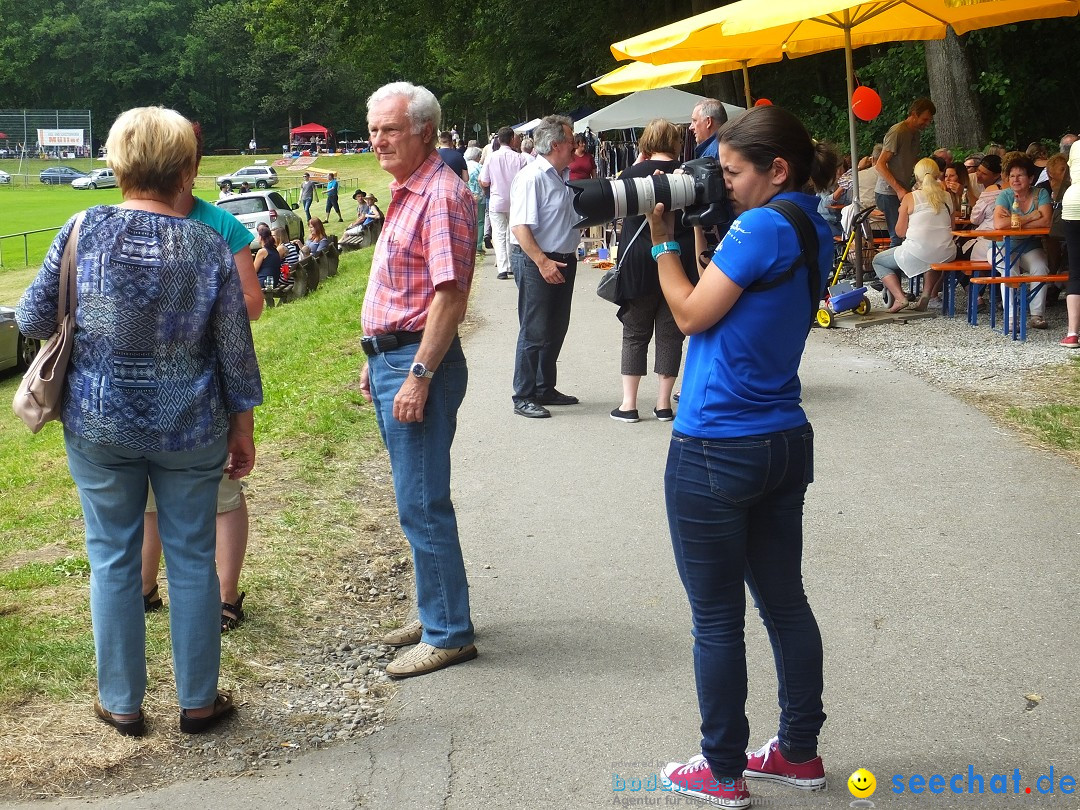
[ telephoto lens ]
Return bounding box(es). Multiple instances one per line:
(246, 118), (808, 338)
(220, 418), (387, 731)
(568, 157), (731, 230)
(569, 172), (700, 228)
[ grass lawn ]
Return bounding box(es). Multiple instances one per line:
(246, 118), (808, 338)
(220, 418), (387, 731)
(0, 245), (403, 791)
(0, 153), (393, 272)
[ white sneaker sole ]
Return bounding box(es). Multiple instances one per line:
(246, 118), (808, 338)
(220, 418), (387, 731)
(660, 766), (750, 809)
(742, 769), (826, 790)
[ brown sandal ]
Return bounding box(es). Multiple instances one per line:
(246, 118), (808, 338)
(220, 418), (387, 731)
(179, 691), (234, 734)
(143, 584), (163, 613)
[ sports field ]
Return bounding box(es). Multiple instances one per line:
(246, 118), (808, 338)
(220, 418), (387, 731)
(0, 153), (389, 279)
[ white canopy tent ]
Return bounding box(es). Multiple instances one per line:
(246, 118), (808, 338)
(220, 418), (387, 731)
(574, 87), (744, 133)
(513, 118), (543, 133)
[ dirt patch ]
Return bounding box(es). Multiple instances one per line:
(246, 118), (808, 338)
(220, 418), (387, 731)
(0, 448), (412, 802)
(0, 543), (74, 573)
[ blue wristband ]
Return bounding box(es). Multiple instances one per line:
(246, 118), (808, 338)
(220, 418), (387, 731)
(651, 241), (681, 261)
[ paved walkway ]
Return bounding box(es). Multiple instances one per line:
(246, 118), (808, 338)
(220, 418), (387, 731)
(11, 256), (1080, 809)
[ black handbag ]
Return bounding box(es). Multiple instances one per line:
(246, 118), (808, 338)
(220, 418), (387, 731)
(597, 219), (647, 303)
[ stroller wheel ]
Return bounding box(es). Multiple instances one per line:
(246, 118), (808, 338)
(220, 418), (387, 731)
(882, 288), (892, 308)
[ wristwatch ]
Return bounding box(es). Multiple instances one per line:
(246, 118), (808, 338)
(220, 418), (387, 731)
(411, 362), (435, 379)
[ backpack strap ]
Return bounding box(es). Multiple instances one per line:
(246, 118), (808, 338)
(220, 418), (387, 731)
(744, 199), (821, 331)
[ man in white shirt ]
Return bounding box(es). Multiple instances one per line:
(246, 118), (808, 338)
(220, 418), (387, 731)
(509, 115), (579, 418)
(480, 127), (526, 279)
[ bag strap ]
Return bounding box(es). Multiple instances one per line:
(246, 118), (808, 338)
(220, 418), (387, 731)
(616, 218), (648, 274)
(744, 200), (820, 331)
(57, 213), (84, 323)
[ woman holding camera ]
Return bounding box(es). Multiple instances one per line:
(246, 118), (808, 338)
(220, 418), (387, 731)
(646, 105), (834, 808)
(609, 119), (698, 424)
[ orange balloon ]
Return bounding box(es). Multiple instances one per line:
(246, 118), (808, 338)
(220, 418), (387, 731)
(754, 98), (773, 107)
(851, 86), (882, 121)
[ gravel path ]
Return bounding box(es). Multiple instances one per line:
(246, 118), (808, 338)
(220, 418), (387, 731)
(826, 285), (1074, 403)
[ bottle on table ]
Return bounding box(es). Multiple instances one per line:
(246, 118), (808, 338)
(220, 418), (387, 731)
(1010, 198), (1021, 229)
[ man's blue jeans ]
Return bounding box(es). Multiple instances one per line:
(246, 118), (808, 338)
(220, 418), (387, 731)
(664, 424), (825, 779)
(302, 198), (313, 223)
(367, 337), (474, 648)
(876, 191), (903, 247)
(510, 245), (576, 402)
(64, 429), (226, 714)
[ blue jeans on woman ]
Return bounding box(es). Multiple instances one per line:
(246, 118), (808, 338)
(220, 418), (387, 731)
(366, 337), (474, 648)
(64, 430), (227, 715)
(665, 423), (825, 779)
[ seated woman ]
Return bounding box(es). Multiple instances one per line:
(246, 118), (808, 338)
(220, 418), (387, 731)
(343, 190), (371, 238)
(944, 162), (977, 218)
(272, 226), (300, 282)
(961, 154), (1004, 262)
(991, 154), (1053, 329)
(359, 193), (382, 229)
(253, 223), (282, 289)
(301, 218), (330, 257)
(871, 158), (956, 312)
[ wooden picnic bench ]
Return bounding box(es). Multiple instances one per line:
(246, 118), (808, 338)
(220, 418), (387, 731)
(969, 273), (1067, 340)
(929, 260), (991, 321)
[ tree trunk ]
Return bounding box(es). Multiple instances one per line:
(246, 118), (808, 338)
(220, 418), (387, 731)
(925, 28), (986, 150)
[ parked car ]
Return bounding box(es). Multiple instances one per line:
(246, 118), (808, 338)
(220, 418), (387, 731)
(39, 166), (87, 185)
(214, 190), (304, 250)
(71, 168), (116, 189)
(215, 166), (279, 190)
(0, 307), (39, 374)
(0, 170), (10, 184)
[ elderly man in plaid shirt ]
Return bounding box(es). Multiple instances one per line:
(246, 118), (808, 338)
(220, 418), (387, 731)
(359, 82), (478, 678)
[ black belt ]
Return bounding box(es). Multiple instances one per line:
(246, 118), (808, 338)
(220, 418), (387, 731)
(360, 331), (424, 357)
(510, 245), (576, 262)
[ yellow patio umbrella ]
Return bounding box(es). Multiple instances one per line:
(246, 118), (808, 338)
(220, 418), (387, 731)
(591, 57), (780, 106)
(613, 0), (1080, 227)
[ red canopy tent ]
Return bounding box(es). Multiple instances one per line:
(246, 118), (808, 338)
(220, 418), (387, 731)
(290, 123), (330, 138)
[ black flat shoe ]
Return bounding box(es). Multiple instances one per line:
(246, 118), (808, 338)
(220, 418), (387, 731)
(540, 390), (579, 406)
(513, 400), (551, 419)
(221, 592), (246, 633)
(94, 700), (147, 737)
(143, 584), (163, 613)
(179, 692), (235, 734)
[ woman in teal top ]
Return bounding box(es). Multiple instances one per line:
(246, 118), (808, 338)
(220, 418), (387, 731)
(644, 106), (836, 808)
(992, 155), (1053, 328)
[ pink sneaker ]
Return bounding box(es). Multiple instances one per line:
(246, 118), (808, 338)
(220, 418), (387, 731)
(662, 754), (750, 808)
(743, 737), (826, 790)
(1060, 334), (1079, 348)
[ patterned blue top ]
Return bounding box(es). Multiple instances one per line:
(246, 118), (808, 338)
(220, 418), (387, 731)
(16, 206), (263, 452)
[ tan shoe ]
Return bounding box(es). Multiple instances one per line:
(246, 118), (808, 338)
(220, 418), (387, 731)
(385, 642), (477, 678)
(380, 620), (423, 647)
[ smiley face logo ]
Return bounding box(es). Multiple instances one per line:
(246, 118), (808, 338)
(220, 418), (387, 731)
(848, 768), (876, 798)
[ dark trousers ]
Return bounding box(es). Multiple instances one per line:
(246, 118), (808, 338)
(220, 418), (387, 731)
(510, 245), (576, 402)
(665, 423), (825, 779)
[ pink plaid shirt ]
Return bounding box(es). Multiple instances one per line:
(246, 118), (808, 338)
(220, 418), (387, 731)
(361, 152), (476, 335)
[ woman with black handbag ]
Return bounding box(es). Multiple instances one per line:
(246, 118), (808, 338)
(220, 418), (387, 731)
(608, 119), (698, 424)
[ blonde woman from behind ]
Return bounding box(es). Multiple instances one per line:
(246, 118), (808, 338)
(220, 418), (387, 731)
(870, 157), (956, 312)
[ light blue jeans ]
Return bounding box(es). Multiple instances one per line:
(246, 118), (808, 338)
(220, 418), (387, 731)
(366, 338), (474, 648)
(876, 191), (903, 247)
(64, 429), (226, 714)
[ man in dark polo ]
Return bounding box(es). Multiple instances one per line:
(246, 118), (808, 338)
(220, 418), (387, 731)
(508, 115), (580, 418)
(359, 81), (477, 677)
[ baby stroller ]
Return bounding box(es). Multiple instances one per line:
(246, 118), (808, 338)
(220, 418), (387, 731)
(815, 205), (875, 328)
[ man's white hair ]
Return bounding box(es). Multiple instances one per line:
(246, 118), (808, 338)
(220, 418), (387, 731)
(367, 82), (441, 138)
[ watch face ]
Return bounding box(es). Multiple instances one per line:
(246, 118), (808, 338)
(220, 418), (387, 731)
(411, 362), (430, 378)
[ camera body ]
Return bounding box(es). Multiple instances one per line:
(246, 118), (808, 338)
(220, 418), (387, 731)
(568, 157), (732, 231)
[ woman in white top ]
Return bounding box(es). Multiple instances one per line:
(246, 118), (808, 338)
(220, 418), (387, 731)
(1062, 141), (1080, 346)
(871, 158), (956, 312)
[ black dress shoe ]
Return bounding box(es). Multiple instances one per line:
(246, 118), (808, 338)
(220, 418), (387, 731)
(513, 400), (551, 418)
(541, 390), (579, 406)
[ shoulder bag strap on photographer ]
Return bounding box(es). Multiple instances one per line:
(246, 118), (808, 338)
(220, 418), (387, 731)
(744, 199), (820, 332)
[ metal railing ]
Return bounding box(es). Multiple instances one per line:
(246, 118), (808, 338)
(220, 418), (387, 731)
(0, 225), (62, 268)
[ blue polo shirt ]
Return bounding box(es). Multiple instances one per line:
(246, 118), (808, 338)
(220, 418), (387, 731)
(673, 192), (832, 439)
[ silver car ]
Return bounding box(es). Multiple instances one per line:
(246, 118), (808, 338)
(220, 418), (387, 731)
(71, 168), (116, 189)
(0, 307), (40, 374)
(214, 190), (305, 250)
(215, 166), (279, 190)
